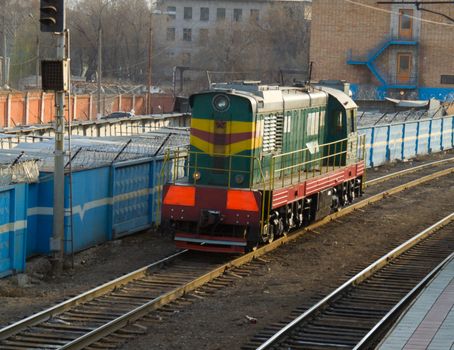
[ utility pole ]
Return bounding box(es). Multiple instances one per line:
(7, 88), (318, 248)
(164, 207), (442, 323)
(36, 34), (40, 88)
(147, 10), (153, 115)
(97, 24), (102, 118)
(2, 17), (7, 87)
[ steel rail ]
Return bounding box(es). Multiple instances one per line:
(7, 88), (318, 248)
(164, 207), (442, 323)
(256, 213), (454, 349)
(1, 166), (452, 348)
(51, 167), (454, 349)
(0, 250), (187, 340)
(365, 156), (454, 187)
(353, 252), (454, 350)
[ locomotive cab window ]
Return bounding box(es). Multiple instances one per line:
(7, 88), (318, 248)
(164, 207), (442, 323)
(348, 110), (356, 133)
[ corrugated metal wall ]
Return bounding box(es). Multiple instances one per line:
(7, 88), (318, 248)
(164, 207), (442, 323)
(0, 184), (28, 278)
(359, 115), (454, 167)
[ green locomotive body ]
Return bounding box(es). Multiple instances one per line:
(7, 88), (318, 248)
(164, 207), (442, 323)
(162, 82), (365, 252)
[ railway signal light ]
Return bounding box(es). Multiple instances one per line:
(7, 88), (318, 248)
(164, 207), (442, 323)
(41, 60), (69, 92)
(39, 0), (65, 33)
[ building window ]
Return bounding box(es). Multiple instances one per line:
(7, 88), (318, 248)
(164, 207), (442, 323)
(250, 9), (259, 21)
(233, 9), (242, 22)
(441, 75), (454, 84)
(200, 7), (209, 21)
(199, 28), (209, 43)
(167, 6), (176, 19)
(182, 52), (191, 65)
(184, 7), (192, 20)
(217, 8), (226, 20)
(166, 28), (175, 41)
(183, 28), (192, 41)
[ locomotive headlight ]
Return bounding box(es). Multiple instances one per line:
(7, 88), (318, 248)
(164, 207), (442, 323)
(235, 174), (244, 184)
(193, 171), (201, 181)
(213, 94), (230, 112)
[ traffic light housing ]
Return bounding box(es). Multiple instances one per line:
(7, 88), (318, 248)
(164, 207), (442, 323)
(40, 0), (65, 33)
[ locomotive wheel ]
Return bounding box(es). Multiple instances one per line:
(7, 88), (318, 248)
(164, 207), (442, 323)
(272, 218), (284, 238)
(261, 224), (274, 243)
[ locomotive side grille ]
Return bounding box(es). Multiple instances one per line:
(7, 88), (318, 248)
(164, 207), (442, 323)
(262, 114), (284, 153)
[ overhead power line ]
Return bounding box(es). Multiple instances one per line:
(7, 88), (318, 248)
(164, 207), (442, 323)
(377, 1), (454, 23)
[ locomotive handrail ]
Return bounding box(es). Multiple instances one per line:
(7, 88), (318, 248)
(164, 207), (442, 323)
(164, 136), (365, 192)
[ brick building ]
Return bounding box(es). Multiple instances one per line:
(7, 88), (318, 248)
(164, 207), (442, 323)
(310, 0), (454, 100)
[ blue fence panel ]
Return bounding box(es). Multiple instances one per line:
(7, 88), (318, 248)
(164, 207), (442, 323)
(442, 116), (454, 150)
(388, 124), (404, 162)
(430, 118), (442, 153)
(0, 184), (28, 278)
(65, 168), (111, 253)
(403, 122), (418, 159)
(27, 168), (111, 256)
(111, 160), (152, 238)
(359, 115), (453, 168)
(416, 120), (431, 155)
(370, 126), (388, 166)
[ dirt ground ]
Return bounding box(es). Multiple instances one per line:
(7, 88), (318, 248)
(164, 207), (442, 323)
(119, 155), (454, 350)
(0, 150), (452, 343)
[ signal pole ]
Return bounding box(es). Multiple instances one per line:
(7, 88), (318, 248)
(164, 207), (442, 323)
(40, 0), (68, 274)
(52, 31), (66, 273)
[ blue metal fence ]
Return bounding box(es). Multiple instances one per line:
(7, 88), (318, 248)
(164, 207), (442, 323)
(359, 115), (454, 167)
(0, 184), (28, 278)
(25, 155), (172, 258)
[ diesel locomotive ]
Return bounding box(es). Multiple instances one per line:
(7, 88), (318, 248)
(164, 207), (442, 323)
(161, 82), (366, 253)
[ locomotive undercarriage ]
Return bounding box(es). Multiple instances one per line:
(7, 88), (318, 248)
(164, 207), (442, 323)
(256, 177), (363, 247)
(166, 177), (363, 252)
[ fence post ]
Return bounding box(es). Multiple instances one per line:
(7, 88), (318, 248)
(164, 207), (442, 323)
(369, 127), (375, 167)
(89, 93), (93, 120)
(428, 118), (433, 153)
(118, 94), (122, 111)
(132, 94), (136, 113)
(40, 92), (45, 124)
(73, 94), (77, 121)
(6, 93), (11, 128)
(25, 92), (29, 125)
(385, 125), (391, 161)
(401, 123), (406, 160)
(452, 116), (454, 149)
(440, 117), (444, 151)
(415, 120), (420, 156)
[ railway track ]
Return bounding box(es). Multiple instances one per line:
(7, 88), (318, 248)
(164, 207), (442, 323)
(0, 162), (452, 349)
(364, 155), (454, 187)
(250, 213), (454, 350)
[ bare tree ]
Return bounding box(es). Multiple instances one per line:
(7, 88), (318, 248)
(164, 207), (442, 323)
(188, 3), (310, 91)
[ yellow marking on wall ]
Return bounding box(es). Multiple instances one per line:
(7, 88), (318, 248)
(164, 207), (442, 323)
(364, 131), (449, 148)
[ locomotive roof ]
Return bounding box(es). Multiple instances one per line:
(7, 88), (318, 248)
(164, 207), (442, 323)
(209, 82), (328, 113)
(193, 82), (357, 113)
